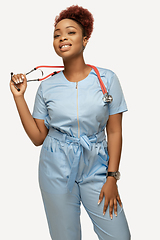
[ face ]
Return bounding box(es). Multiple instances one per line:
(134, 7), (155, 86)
(53, 19), (88, 60)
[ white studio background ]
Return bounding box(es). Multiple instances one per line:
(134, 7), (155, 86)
(0, 0), (159, 239)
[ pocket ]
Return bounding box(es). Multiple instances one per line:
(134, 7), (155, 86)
(39, 146), (67, 193)
(97, 140), (109, 167)
(40, 146), (66, 175)
(97, 154), (108, 167)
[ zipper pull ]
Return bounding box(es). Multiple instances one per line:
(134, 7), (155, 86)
(76, 82), (78, 89)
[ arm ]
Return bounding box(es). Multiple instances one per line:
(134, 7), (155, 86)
(98, 113), (123, 219)
(10, 74), (48, 146)
(106, 112), (122, 173)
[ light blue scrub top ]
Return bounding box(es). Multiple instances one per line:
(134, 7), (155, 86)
(32, 66), (128, 137)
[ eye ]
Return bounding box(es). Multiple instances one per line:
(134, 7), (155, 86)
(68, 31), (76, 35)
(54, 34), (60, 38)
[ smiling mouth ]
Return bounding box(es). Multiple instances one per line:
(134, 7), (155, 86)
(60, 44), (72, 49)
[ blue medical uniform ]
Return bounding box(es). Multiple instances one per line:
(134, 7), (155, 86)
(32, 66), (131, 240)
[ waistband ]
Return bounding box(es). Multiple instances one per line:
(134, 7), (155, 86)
(48, 128), (106, 193)
(48, 128), (106, 150)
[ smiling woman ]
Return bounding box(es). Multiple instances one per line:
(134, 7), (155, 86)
(10, 4), (131, 240)
(53, 18), (89, 64)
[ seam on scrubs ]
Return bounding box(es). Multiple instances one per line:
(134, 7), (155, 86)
(109, 108), (128, 116)
(76, 82), (80, 138)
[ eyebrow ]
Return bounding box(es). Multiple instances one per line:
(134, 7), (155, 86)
(54, 26), (77, 32)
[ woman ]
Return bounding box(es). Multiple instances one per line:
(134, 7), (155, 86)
(10, 5), (131, 240)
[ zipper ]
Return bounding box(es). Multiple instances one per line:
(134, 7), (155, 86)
(76, 82), (80, 138)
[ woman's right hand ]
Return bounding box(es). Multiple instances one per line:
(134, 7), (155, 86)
(10, 73), (27, 97)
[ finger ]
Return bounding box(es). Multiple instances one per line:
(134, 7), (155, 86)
(20, 73), (26, 82)
(10, 74), (22, 92)
(12, 74), (24, 85)
(117, 195), (122, 208)
(12, 75), (18, 84)
(12, 74), (21, 84)
(114, 199), (117, 217)
(109, 199), (114, 219)
(17, 74), (23, 83)
(10, 79), (20, 92)
(98, 190), (104, 205)
(103, 198), (109, 215)
(10, 77), (16, 85)
(18, 74), (23, 83)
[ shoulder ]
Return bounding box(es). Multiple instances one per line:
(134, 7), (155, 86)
(95, 66), (115, 77)
(39, 71), (62, 92)
(94, 66), (117, 90)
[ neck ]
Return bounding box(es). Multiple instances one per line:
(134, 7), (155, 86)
(63, 55), (87, 75)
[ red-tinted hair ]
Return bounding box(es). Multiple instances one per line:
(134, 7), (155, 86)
(54, 5), (94, 40)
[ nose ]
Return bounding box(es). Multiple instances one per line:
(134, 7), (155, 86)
(60, 36), (68, 42)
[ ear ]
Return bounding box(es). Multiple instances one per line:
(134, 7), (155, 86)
(83, 36), (88, 49)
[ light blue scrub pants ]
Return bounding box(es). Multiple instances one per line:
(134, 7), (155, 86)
(39, 128), (131, 240)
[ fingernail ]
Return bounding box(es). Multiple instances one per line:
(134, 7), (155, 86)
(98, 200), (101, 205)
(110, 215), (113, 220)
(115, 212), (117, 217)
(103, 211), (105, 215)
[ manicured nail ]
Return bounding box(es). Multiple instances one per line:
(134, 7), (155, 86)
(115, 212), (117, 217)
(103, 211), (105, 215)
(110, 215), (113, 220)
(98, 200), (101, 205)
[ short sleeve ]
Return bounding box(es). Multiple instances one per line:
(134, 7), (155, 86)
(32, 84), (50, 129)
(108, 73), (128, 115)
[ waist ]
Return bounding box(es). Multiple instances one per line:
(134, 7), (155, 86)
(48, 128), (106, 147)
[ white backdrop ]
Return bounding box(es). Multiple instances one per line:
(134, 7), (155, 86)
(0, 0), (159, 239)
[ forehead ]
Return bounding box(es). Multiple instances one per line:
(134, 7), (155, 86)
(54, 18), (81, 31)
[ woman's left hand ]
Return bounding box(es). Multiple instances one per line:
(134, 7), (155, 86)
(98, 177), (122, 219)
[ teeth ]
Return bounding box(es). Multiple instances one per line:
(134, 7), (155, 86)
(61, 45), (70, 49)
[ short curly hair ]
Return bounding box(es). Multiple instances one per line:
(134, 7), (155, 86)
(54, 5), (94, 40)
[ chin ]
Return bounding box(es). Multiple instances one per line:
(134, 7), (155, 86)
(54, 46), (83, 60)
